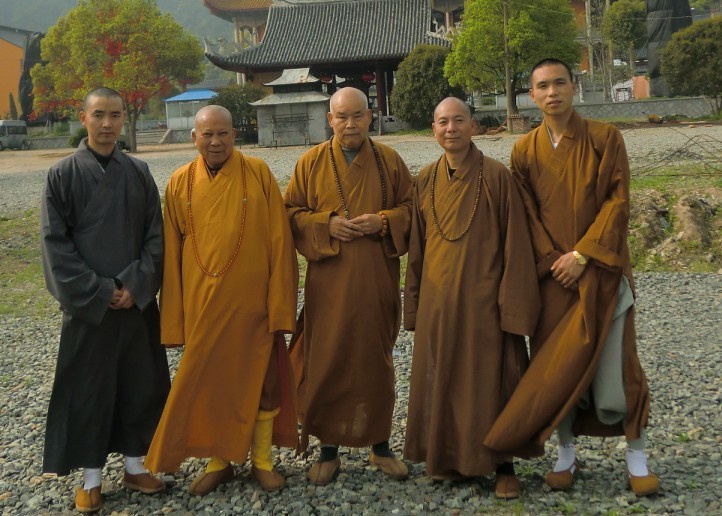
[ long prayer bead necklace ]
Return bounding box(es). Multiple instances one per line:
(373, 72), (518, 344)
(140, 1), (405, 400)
(429, 152), (484, 242)
(328, 136), (387, 218)
(186, 155), (248, 277)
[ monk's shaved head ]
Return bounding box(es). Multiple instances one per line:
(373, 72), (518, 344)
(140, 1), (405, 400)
(194, 104), (233, 129)
(329, 87), (368, 115)
(327, 87), (372, 150)
(434, 97), (471, 121)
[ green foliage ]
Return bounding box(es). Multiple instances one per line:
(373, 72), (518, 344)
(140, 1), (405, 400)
(445, 0), (581, 112)
(8, 93), (18, 119)
(602, 0), (646, 81)
(210, 83), (265, 128)
(660, 17), (722, 116)
(68, 127), (88, 148)
(391, 45), (465, 129)
(30, 0), (204, 151)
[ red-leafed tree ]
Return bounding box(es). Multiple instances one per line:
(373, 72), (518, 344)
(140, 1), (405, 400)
(31, 0), (204, 152)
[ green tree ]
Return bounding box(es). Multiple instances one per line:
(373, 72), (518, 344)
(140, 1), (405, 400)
(8, 93), (19, 119)
(209, 83), (265, 142)
(31, 0), (204, 152)
(660, 17), (722, 116)
(445, 0), (581, 114)
(390, 45), (464, 129)
(602, 0), (646, 82)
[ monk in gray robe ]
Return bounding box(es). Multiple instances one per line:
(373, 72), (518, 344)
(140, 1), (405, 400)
(403, 97), (541, 499)
(40, 87), (169, 513)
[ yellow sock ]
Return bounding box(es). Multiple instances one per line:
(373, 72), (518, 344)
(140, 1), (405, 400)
(206, 456), (229, 473)
(251, 408), (279, 472)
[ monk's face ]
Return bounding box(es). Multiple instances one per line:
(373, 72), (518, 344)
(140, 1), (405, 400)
(529, 64), (576, 117)
(432, 98), (474, 154)
(192, 109), (237, 169)
(327, 89), (372, 150)
(80, 94), (125, 155)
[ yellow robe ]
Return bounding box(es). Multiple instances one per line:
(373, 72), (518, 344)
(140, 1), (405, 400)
(403, 144), (542, 477)
(145, 150), (299, 472)
(284, 137), (413, 449)
(484, 112), (650, 453)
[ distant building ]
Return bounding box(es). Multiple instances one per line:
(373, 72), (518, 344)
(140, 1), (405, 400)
(203, 0), (460, 116)
(163, 78), (233, 129)
(0, 25), (38, 119)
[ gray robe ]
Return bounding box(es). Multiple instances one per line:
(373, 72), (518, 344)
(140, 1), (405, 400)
(40, 139), (170, 475)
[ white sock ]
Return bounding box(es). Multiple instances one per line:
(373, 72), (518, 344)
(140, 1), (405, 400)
(626, 448), (649, 477)
(553, 443), (576, 473)
(124, 456), (148, 475)
(82, 468), (102, 490)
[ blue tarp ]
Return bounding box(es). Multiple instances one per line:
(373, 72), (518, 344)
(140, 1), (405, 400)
(164, 89), (218, 102)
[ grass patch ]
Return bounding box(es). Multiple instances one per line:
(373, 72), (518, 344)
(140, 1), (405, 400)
(0, 209), (56, 318)
(631, 164), (722, 191)
(385, 128), (434, 137)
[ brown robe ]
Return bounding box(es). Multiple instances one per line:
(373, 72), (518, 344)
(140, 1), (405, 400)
(403, 144), (542, 477)
(284, 137), (413, 449)
(484, 112), (650, 453)
(145, 150), (299, 472)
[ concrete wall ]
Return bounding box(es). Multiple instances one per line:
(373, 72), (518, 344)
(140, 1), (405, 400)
(256, 102), (329, 147)
(473, 96), (712, 124)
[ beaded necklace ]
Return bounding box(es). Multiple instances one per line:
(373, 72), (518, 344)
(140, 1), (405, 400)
(328, 136), (387, 219)
(430, 152), (484, 242)
(186, 155), (248, 277)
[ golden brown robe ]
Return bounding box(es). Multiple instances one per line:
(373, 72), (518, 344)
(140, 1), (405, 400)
(145, 150), (299, 472)
(284, 137), (413, 449)
(484, 112), (650, 453)
(403, 144), (542, 477)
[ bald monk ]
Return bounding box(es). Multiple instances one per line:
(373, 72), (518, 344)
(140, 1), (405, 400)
(284, 87), (413, 485)
(403, 97), (541, 498)
(145, 105), (299, 495)
(484, 58), (659, 497)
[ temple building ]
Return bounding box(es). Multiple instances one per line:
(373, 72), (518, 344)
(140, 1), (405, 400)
(203, 0), (461, 116)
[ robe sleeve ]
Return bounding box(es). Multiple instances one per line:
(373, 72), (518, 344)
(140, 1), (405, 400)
(573, 128), (630, 271)
(264, 165), (299, 334)
(159, 176), (185, 346)
(114, 163), (163, 310)
(378, 151), (413, 258)
(402, 173), (426, 331)
(284, 156), (340, 262)
(510, 144), (562, 278)
(40, 167), (115, 326)
(497, 167), (541, 336)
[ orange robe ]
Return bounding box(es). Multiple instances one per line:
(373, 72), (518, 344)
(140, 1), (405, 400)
(145, 150), (299, 472)
(403, 144), (542, 477)
(484, 112), (650, 453)
(284, 137), (413, 449)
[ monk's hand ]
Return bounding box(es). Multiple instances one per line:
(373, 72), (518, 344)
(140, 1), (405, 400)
(348, 213), (383, 235)
(551, 252), (586, 289)
(110, 288), (123, 306)
(329, 215), (364, 242)
(110, 287), (135, 309)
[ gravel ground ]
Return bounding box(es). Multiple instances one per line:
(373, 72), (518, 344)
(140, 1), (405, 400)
(1, 126), (721, 514)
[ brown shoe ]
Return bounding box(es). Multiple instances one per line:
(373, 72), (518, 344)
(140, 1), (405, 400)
(251, 466), (286, 492)
(369, 452), (409, 480)
(123, 471), (165, 494)
(545, 460), (579, 490)
(495, 474), (520, 499)
(75, 486), (102, 513)
(189, 464), (234, 496)
(629, 472), (660, 496)
(307, 457), (341, 486)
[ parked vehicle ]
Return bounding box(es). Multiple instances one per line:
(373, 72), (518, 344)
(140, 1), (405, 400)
(0, 120), (29, 150)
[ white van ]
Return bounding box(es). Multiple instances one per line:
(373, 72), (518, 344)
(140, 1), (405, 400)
(0, 120), (29, 150)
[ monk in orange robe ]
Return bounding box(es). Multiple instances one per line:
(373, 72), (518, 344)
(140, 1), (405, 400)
(403, 97), (541, 499)
(145, 106), (299, 495)
(284, 87), (413, 485)
(484, 58), (659, 497)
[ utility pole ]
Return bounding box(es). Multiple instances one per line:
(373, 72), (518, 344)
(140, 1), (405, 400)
(503, 0), (513, 133)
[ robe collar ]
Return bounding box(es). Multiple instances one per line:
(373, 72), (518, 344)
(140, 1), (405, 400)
(330, 136), (372, 172)
(440, 142), (481, 182)
(197, 149), (242, 179)
(540, 111), (583, 173)
(77, 138), (124, 182)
